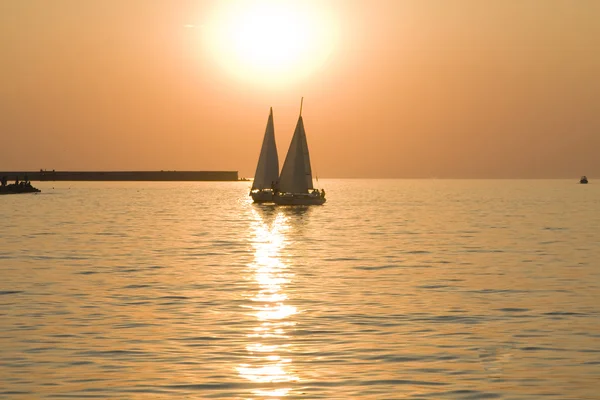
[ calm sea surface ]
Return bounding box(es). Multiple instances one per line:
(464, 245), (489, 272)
(1, 180), (599, 399)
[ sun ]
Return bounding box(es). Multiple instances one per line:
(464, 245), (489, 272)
(203, 0), (338, 86)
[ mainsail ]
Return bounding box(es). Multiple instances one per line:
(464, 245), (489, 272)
(278, 102), (314, 194)
(251, 108), (279, 190)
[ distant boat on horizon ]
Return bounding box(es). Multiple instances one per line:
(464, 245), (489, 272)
(580, 175), (588, 184)
(273, 98), (325, 205)
(249, 107), (279, 203)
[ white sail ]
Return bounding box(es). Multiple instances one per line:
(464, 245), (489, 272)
(251, 108), (279, 190)
(278, 115), (314, 194)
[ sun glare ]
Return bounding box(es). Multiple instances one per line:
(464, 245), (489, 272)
(204, 0), (338, 86)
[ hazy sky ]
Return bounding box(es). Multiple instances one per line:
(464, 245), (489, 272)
(1, 0), (599, 178)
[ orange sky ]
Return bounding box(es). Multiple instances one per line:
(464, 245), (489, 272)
(1, 0), (599, 178)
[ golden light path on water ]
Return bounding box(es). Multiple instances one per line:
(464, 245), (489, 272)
(237, 208), (298, 397)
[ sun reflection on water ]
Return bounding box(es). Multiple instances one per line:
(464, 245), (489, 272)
(237, 207), (299, 397)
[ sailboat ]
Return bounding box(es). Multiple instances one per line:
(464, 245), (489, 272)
(250, 107), (279, 203)
(273, 98), (326, 205)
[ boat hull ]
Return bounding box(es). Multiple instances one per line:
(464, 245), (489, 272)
(273, 193), (326, 205)
(250, 190), (274, 203)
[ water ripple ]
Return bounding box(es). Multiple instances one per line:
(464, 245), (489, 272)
(1, 180), (599, 399)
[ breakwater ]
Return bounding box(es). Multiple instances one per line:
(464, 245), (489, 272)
(0, 171), (239, 181)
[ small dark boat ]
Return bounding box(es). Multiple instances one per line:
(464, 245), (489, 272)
(0, 182), (41, 195)
(580, 176), (588, 184)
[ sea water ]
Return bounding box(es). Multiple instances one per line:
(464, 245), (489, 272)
(1, 180), (599, 399)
